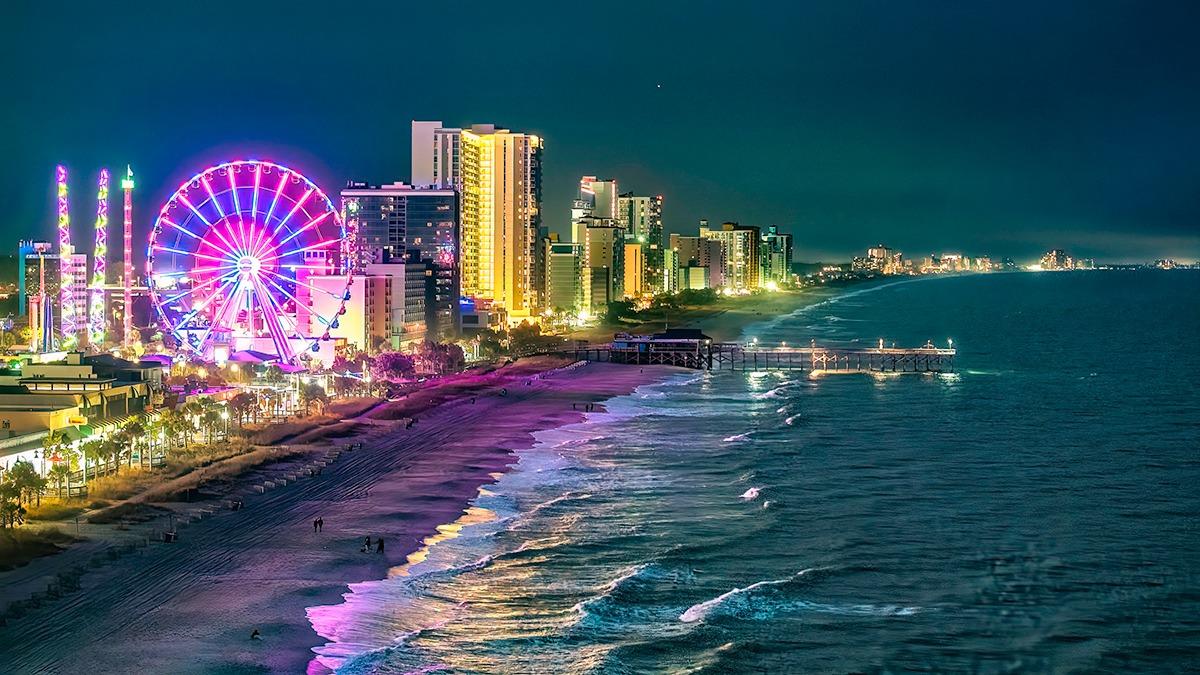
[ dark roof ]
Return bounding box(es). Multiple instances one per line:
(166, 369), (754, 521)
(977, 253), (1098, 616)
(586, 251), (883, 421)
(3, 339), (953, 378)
(84, 354), (137, 369)
(651, 328), (712, 341)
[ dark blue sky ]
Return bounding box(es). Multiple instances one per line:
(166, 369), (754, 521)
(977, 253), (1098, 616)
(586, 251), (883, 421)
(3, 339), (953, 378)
(4, 1), (1198, 262)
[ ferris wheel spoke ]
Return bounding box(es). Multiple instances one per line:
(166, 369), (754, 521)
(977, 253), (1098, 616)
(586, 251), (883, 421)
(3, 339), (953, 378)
(201, 176), (227, 221)
(275, 188), (314, 237)
(189, 226), (241, 262)
(256, 210), (332, 260)
(222, 219), (249, 257)
(263, 170), (290, 231)
(178, 194), (213, 228)
(161, 217), (202, 241)
(204, 219), (244, 260)
(189, 263), (240, 275)
(173, 274), (238, 331)
(162, 268), (240, 304)
(195, 276), (245, 352)
(247, 221), (273, 262)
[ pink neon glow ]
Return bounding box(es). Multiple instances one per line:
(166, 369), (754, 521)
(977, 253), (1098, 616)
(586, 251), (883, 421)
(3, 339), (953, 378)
(122, 166), (133, 348)
(146, 160), (353, 363)
(56, 165), (77, 342)
(89, 168), (110, 345)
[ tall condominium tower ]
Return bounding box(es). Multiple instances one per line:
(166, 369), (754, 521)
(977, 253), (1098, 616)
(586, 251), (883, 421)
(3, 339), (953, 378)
(760, 225), (794, 286)
(412, 121), (543, 319)
(700, 222), (761, 291)
(572, 177), (618, 243)
(617, 193), (664, 294)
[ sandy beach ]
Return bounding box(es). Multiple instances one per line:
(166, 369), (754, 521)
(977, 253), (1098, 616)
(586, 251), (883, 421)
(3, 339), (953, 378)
(0, 360), (667, 674)
(0, 286), (849, 674)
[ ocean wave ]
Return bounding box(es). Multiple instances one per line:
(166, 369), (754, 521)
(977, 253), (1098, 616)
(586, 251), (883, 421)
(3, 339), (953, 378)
(426, 535), (570, 580)
(784, 414), (802, 426)
(571, 563), (657, 618)
(750, 381), (805, 400)
(679, 568), (919, 624)
(739, 487), (762, 501)
(723, 432), (752, 443)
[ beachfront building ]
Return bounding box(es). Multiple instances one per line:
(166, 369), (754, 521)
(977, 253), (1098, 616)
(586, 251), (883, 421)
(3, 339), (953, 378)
(662, 248), (680, 294)
(676, 265), (711, 290)
(411, 121), (543, 322)
(617, 193), (665, 294)
(579, 219), (624, 313)
(670, 233), (724, 288)
(701, 222), (760, 291)
(623, 243), (645, 299)
(544, 237), (582, 314)
(1, 352), (159, 422)
(341, 181), (461, 339)
(760, 226), (794, 287)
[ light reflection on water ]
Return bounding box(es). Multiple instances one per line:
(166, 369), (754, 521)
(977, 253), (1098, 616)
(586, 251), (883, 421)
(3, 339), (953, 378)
(309, 272), (1200, 674)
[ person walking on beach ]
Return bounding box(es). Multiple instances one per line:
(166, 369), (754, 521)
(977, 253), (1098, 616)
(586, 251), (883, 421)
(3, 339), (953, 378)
(363, 536), (372, 553)
(376, 537), (385, 554)
(317, 517), (323, 532)
(572, 402), (576, 410)
(313, 519), (318, 533)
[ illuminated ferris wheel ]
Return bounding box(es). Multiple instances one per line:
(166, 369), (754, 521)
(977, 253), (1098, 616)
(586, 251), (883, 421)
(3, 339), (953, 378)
(146, 160), (353, 363)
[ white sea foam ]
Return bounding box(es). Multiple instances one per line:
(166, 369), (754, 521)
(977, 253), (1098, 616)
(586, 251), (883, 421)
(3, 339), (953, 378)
(740, 487), (761, 501)
(724, 433), (752, 443)
(571, 563), (654, 617)
(680, 572), (803, 623)
(679, 568), (915, 624)
(784, 414), (802, 426)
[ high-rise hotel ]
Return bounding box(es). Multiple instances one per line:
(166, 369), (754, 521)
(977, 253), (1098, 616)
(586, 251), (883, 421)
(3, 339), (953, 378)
(412, 121), (543, 322)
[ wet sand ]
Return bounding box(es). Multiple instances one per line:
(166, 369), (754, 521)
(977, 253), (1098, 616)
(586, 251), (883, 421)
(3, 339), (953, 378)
(0, 362), (667, 674)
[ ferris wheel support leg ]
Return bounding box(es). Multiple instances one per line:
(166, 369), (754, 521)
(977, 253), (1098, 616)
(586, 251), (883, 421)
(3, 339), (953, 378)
(250, 275), (295, 364)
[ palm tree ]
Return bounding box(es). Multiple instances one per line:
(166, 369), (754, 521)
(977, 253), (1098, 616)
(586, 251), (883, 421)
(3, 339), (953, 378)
(104, 433), (128, 476)
(49, 464), (71, 499)
(125, 421), (145, 469)
(200, 409), (222, 445)
(300, 383), (329, 416)
(81, 439), (105, 482)
(0, 481), (22, 528)
(229, 392), (254, 430)
(8, 460), (46, 508)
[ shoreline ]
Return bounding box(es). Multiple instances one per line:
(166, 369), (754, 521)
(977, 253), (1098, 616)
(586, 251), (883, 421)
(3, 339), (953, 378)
(0, 360), (672, 674)
(0, 286), (847, 673)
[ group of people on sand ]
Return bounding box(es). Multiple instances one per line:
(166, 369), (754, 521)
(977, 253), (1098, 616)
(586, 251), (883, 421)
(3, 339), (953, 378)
(572, 402), (597, 412)
(361, 536), (385, 553)
(311, 517), (324, 532)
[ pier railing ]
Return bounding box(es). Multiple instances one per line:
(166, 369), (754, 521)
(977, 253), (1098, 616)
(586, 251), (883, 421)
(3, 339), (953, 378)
(558, 341), (956, 373)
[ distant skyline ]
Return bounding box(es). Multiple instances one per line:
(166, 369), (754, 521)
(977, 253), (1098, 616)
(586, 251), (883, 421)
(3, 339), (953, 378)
(3, 1), (1198, 263)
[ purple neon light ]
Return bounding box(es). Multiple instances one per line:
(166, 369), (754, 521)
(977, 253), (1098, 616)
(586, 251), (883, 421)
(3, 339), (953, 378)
(56, 165), (77, 343)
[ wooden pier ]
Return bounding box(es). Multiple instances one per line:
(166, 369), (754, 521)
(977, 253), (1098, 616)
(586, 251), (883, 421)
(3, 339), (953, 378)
(560, 330), (955, 374)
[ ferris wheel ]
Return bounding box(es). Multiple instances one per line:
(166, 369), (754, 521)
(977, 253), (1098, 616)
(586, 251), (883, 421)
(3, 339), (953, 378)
(146, 160), (353, 364)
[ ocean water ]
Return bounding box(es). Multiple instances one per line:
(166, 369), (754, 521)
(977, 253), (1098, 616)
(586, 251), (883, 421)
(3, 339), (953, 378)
(310, 271), (1200, 673)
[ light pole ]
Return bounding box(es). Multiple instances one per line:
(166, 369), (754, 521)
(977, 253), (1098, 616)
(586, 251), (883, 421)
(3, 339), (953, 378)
(220, 410), (229, 439)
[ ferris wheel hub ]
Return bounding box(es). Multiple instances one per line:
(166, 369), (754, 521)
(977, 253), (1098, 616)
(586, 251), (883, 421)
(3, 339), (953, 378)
(236, 255), (261, 274)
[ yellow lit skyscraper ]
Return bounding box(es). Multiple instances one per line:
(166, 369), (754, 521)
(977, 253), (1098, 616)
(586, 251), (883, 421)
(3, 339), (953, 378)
(413, 121), (543, 320)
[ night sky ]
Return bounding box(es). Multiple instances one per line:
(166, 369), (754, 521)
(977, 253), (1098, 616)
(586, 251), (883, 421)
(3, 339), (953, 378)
(3, 1), (1198, 262)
